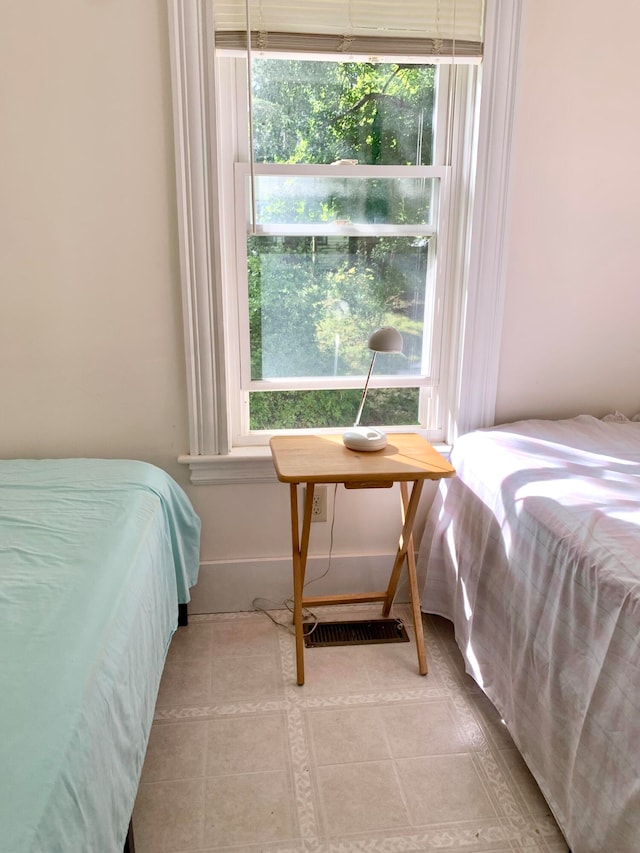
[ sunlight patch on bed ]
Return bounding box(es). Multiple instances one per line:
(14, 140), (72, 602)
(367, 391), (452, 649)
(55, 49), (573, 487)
(465, 640), (484, 688)
(460, 577), (472, 621)
(458, 572), (482, 686)
(445, 525), (459, 577)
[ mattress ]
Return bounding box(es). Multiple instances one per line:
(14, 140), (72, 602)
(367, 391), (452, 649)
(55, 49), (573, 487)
(419, 415), (640, 853)
(0, 459), (200, 853)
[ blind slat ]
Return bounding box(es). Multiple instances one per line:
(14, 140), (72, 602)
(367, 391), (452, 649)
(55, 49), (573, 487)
(215, 31), (482, 60)
(214, 0), (485, 46)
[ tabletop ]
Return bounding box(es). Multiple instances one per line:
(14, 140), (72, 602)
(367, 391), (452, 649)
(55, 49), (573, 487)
(269, 433), (455, 485)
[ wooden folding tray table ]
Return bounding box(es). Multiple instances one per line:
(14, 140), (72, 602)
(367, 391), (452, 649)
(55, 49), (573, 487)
(269, 433), (455, 685)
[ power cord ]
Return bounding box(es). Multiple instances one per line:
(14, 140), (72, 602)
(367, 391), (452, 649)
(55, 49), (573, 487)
(299, 482), (338, 591)
(253, 482), (339, 638)
(251, 596), (315, 636)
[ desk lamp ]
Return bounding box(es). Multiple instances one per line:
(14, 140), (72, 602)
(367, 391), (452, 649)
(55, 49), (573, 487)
(342, 325), (403, 452)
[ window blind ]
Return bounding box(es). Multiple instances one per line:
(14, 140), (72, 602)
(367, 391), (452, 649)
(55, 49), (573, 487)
(214, 0), (484, 59)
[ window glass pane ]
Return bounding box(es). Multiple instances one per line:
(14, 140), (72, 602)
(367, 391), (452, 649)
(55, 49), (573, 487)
(249, 388), (420, 430)
(248, 235), (429, 381)
(254, 175), (435, 226)
(252, 59), (436, 166)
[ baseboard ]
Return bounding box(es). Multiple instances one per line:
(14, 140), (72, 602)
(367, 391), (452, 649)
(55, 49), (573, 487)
(188, 552), (425, 613)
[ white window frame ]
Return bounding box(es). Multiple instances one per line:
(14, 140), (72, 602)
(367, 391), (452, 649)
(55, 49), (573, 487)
(221, 56), (454, 448)
(168, 0), (524, 484)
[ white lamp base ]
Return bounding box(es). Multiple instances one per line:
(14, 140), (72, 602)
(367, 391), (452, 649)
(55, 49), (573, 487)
(342, 427), (388, 452)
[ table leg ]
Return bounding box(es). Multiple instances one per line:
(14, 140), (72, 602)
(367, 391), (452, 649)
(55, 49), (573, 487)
(290, 482), (314, 686)
(382, 480), (428, 675)
(401, 481), (428, 675)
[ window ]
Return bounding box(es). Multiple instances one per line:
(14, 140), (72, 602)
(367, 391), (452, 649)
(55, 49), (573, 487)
(168, 0), (524, 483)
(222, 57), (457, 443)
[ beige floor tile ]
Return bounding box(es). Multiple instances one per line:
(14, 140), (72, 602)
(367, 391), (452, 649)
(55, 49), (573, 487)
(380, 699), (478, 757)
(210, 616), (281, 657)
(210, 652), (284, 702)
(314, 760), (410, 835)
(203, 770), (297, 847)
(166, 620), (214, 661)
(132, 778), (204, 852)
(361, 632), (442, 687)
(140, 719), (208, 783)
(206, 712), (290, 775)
(155, 654), (212, 708)
(498, 748), (555, 817)
(296, 645), (373, 694)
(306, 706), (391, 765)
(396, 753), (497, 825)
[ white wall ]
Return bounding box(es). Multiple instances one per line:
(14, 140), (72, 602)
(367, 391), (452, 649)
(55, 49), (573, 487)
(2, 1), (639, 612)
(496, 0), (640, 424)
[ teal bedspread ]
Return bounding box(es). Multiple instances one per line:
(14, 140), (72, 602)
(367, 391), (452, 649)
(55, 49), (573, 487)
(0, 459), (201, 853)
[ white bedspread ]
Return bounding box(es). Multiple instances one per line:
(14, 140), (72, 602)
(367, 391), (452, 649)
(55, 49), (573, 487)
(419, 415), (640, 853)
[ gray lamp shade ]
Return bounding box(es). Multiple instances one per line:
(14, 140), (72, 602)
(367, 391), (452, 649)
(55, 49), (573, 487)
(367, 326), (403, 354)
(343, 325), (404, 451)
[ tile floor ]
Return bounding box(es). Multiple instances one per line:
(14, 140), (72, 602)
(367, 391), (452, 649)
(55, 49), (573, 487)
(132, 604), (569, 852)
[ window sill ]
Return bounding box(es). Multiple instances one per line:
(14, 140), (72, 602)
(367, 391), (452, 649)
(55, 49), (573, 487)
(178, 447), (277, 485)
(178, 441), (452, 485)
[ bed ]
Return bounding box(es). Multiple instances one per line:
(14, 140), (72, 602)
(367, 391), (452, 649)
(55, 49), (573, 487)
(0, 458), (201, 853)
(419, 415), (640, 853)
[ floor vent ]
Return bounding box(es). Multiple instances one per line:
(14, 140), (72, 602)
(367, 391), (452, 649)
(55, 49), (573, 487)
(303, 618), (409, 648)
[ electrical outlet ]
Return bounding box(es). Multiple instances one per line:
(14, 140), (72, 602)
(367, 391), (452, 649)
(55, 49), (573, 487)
(308, 485), (327, 522)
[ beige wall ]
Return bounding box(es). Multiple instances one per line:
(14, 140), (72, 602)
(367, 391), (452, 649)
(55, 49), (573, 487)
(0, 0), (188, 482)
(496, 0), (640, 424)
(2, 1), (640, 609)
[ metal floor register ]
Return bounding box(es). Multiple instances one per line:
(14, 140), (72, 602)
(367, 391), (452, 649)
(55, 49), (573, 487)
(303, 618), (410, 648)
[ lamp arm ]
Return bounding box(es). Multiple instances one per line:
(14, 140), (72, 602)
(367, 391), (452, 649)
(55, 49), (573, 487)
(353, 352), (377, 427)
